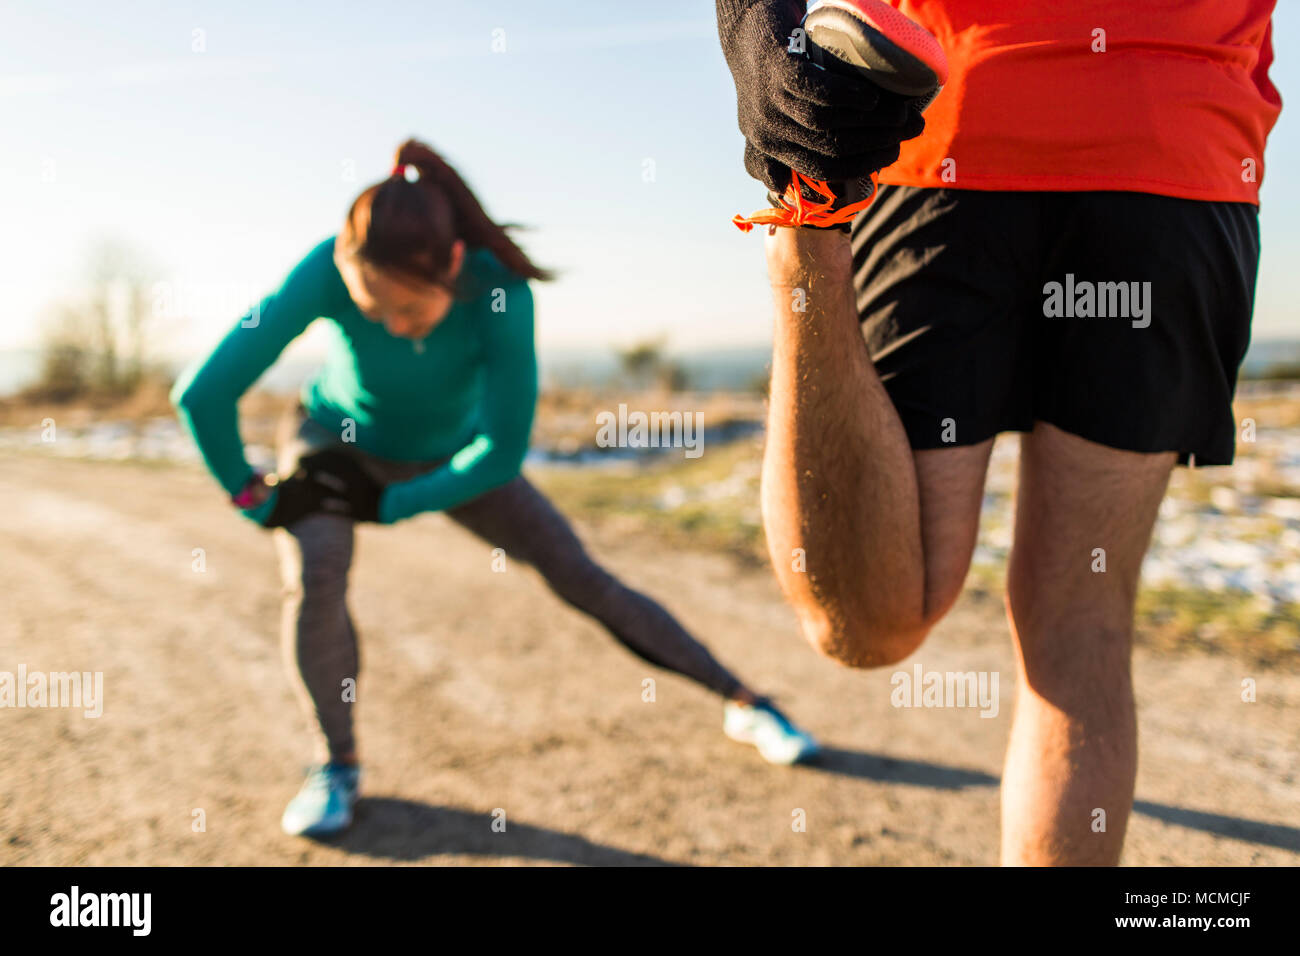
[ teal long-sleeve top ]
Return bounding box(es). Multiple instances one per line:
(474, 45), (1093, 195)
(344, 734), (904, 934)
(170, 236), (537, 523)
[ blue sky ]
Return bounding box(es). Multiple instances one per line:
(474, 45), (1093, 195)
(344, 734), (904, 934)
(1, 0), (1297, 364)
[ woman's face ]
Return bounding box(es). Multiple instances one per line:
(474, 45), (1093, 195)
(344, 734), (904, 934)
(336, 239), (466, 340)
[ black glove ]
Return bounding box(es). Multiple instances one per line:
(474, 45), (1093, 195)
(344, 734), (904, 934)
(717, 0), (925, 196)
(263, 449), (382, 528)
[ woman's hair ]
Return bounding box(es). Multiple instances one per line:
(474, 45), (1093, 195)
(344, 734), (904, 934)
(337, 138), (553, 291)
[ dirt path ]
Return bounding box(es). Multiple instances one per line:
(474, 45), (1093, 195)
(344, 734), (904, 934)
(2, 454), (1296, 865)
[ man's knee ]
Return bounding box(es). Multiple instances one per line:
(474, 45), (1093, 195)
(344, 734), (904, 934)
(799, 609), (931, 669)
(1005, 586), (1134, 708)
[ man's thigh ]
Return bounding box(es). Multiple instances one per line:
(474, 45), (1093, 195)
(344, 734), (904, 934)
(1008, 422), (1175, 663)
(851, 186), (1028, 624)
(913, 440), (995, 623)
(852, 186), (1251, 633)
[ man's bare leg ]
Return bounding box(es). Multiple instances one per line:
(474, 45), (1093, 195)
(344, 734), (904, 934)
(1002, 422), (1175, 865)
(761, 226), (989, 666)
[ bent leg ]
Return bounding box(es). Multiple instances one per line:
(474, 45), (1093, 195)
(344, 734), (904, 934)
(762, 226), (991, 667)
(1002, 423), (1174, 865)
(275, 515), (361, 764)
(445, 477), (748, 699)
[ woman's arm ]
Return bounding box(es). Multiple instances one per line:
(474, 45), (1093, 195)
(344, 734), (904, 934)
(379, 280), (538, 523)
(171, 237), (340, 497)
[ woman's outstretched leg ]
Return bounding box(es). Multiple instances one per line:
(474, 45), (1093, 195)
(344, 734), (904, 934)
(445, 476), (750, 700)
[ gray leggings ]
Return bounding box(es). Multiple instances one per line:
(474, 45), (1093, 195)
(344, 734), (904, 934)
(272, 408), (745, 760)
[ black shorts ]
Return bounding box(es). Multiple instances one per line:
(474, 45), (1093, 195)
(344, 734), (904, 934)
(851, 186), (1259, 466)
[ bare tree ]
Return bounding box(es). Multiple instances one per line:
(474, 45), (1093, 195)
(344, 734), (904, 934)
(34, 303), (94, 402)
(29, 238), (157, 400)
(616, 336), (690, 392)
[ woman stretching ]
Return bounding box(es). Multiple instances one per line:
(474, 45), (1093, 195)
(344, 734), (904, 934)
(172, 139), (818, 837)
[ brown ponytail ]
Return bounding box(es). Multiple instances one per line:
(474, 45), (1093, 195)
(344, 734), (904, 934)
(337, 138), (553, 291)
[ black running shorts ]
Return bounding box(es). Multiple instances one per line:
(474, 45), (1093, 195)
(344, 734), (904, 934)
(851, 185), (1259, 466)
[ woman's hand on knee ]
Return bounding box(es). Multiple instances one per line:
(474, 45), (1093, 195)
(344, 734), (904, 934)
(238, 450), (383, 529)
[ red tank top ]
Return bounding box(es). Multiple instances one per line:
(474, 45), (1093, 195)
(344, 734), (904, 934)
(877, 0), (1282, 204)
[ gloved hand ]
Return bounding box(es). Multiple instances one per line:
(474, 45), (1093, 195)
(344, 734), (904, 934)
(717, 0), (925, 196)
(251, 449), (383, 528)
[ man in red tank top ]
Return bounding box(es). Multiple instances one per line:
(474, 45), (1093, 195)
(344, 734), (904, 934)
(717, 0), (1280, 865)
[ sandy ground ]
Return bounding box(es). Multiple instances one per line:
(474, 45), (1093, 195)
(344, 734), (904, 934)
(1, 453), (1297, 866)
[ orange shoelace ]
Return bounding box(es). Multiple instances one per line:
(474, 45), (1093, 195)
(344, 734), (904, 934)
(732, 168), (879, 232)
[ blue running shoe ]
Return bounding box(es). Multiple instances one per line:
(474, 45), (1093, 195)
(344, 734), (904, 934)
(281, 763), (361, 836)
(723, 698), (820, 765)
